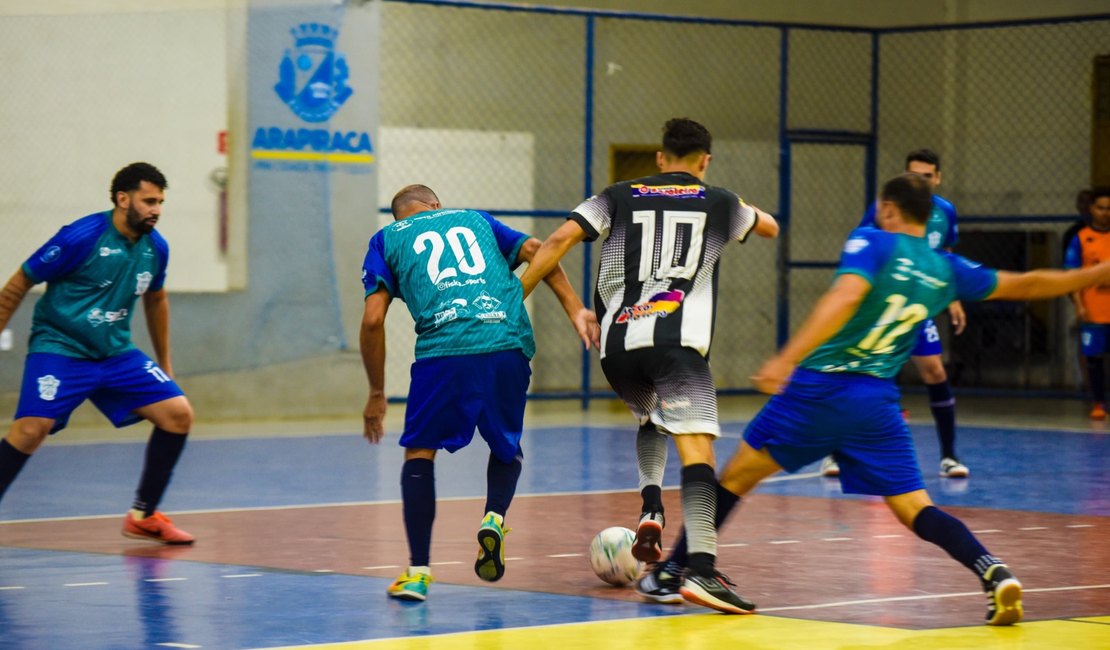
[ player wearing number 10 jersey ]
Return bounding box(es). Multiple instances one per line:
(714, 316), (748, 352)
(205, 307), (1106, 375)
(360, 184), (595, 602)
(519, 118), (779, 614)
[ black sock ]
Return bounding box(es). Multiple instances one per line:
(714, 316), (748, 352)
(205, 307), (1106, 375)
(912, 505), (1001, 580)
(0, 439), (32, 503)
(640, 484), (663, 515)
(668, 483), (741, 568)
(926, 381), (957, 459)
(1088, 356), (1105, 404)
(132, 427), (188, 516)
(401, 458), (435, 567)
(484, 453), (522, 517)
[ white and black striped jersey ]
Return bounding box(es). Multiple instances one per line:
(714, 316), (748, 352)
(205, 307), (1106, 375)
(570, 171), (758, 359)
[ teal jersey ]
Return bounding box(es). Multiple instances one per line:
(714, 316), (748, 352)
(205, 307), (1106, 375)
(801, 227), (996, 378)
(21, 212), (169, 360)
(362, 208), (535, 360)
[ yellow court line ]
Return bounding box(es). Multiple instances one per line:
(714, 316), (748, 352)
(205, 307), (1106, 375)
(251, 614), (1110, 650)
(250, 150), (375, 164)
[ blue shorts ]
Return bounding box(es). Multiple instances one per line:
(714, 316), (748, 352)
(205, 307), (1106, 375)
(743, 368), (925, 496)
(402, 349), (531, 464)
(1080, 323), (1110, 356)
(15, 349), (185, 434)
(911, 318), (942, 357)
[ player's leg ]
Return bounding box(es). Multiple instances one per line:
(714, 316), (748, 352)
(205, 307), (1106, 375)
(887, 490), (1022, 626)
(910, 320), (965, 477)
(1080, 324), (1107, 420)
(473, 349), (530, 582)
(1, 353), (96, 506)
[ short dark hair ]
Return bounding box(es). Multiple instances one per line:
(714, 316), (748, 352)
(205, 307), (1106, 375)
(662, 118), (712, 157)
(1091, 187), (1110, 203)
(904, 148), (941, 171)
(390, 184), (439, 218)
(110, 162), (167, 205)
(881, 173), (933, 224)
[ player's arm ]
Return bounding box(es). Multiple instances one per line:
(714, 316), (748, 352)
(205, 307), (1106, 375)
(0, 269), (34, 332)
(751, 273), (871, 395)
(987, 261), (1110, 301)
(519, 219), (589, 298)
(752, 207), (779, 238)
(360, 288), (392, 444)
(517, 237), (600, 350)
(1062, 234), (1088, 321)
(141, 289), (173, 376)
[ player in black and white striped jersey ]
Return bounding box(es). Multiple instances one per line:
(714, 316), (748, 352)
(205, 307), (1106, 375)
(520, 118), (778, 613)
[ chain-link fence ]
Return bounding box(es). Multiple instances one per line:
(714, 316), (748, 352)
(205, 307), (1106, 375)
(2, 1), (1107, 405)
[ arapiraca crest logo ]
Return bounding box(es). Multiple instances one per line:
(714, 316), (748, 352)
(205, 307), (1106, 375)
(274, 23), (352, 123)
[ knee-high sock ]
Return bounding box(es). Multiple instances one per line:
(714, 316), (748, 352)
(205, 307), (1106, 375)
(484, 453), (522, 517)
(0, 439), (31, 503)
(926, 381), (957, 459)
(912, 505), (1001, 579)
(1088, 356), (1106, 404)
(667, 482), (741, 568)
(637, 423), (667, 513)
(680, 463), (718, 576)
(401, 458), (436, 567)
(132, 427), (188, 516)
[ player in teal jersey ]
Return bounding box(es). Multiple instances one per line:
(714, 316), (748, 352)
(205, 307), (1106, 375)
(823, 149), (969, 479)
(361, 184), (597, 601)
(0, 163), (195, 544)
(638, 173), (1110, 623)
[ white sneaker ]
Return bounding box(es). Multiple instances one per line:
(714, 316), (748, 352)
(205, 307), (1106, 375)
(940, 457), (969, 478)
(820, 456), (840, 477)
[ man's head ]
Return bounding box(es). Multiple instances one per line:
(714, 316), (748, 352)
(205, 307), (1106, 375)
(110, 162), (167, 235)
(877, 173), (933, 230)
(390, 184), (441, 220)
(657, 118), (712, 178)
(904, 149), (942, 188)
(1090, 187), (1110, 230)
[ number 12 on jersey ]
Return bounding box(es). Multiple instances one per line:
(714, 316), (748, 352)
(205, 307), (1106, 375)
(632, 210), (706, 282)
(855, 293), (928, 355)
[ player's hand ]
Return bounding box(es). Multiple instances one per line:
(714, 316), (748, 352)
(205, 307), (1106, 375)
(363, 393), (386, 444)
(751, 356), (795, 395)
(574, 308), (601, 350)
(948, 301), (966, 335)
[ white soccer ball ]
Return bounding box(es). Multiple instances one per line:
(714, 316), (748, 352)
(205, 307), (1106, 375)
(588, 526), (642, 586)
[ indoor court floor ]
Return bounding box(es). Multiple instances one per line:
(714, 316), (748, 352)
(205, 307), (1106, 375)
(0, 395), (1107, 649)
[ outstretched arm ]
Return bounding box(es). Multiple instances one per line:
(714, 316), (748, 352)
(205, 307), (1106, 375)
(752, 207), (780, 238)
(141, 289), (174, 377)
(517, 237), (599, 350)
(0, 269), (34, 333)
(518, 220), (589, 298)
(751, 274), (871, 395)
(360, 289), (392, 444)
(988, 262), (1110, 301)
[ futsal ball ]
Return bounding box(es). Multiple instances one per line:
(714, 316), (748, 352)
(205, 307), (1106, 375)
(588, 526), (642, 586)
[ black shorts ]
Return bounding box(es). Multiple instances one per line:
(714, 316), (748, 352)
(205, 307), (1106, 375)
(600, 347), (720, 436)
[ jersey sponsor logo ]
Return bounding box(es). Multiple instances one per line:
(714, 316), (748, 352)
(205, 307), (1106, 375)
(87, 307), (129, 327)
(891, 258), (947, 289)
(843, 237), (869, 254)
(473, 291), (506, 323)
(36, 374), (60, 401)
(134, 271), (153, 295)
(631, 184), (705, 199)
(927, 231), (943, 249)
(274, 23), (352, 123)
(99, 247), (123, 257)
(434, 298), (469, 327)
(40, 246), (62, 263)
(615, 290), (684, 324)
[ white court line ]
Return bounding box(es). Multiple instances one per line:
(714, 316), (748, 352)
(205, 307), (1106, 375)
(430, 561), (462, 566)
(0, 586), (25, 590)
(312, 569), (334, 573)
(1019, 526), (1047, 531)
(822, 537), (853, 541)
(873, 534), (902, 539)
(971, 529), (1002, 534)
(157, 643), (202, 649)
(1067, 524), (1095, 528)
(719, 543), (748, 548)
(547, 553), (582, 558)
(145, 578), (187, 583)
(64, 582), (108, 587)
(221, 574), (261, 579)
(362, 565), (399, 570)
(768, 540), (800, 545)
(760, 583), (1110, 613)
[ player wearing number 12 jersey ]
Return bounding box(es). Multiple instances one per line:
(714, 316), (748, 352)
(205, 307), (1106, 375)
(360, 184), (595, 602)
(519, 118), (779, 614)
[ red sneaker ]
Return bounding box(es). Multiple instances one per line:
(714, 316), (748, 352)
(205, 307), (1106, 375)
(122, 511), (195, 545)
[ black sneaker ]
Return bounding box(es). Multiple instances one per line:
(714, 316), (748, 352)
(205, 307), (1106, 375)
(680, 570), (756, 614)
(982, 564), (1023, 626)
(632, 511), (664, 563)
(635, 561), (684, 604)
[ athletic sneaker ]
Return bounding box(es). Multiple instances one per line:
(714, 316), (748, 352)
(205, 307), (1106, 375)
(632, 511), (664, 563)
(939, 457), (970, 478)
(635, 561), (684, 604)
(121, 511), (195, 545)
(475, 511), (510, 582)
(387, 569), (433, 601)
(680, 570), (756, 614)
(981, 564), (1023, 626)
(1090, 403), (1107, 421)
(820, 456), (840, 478)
